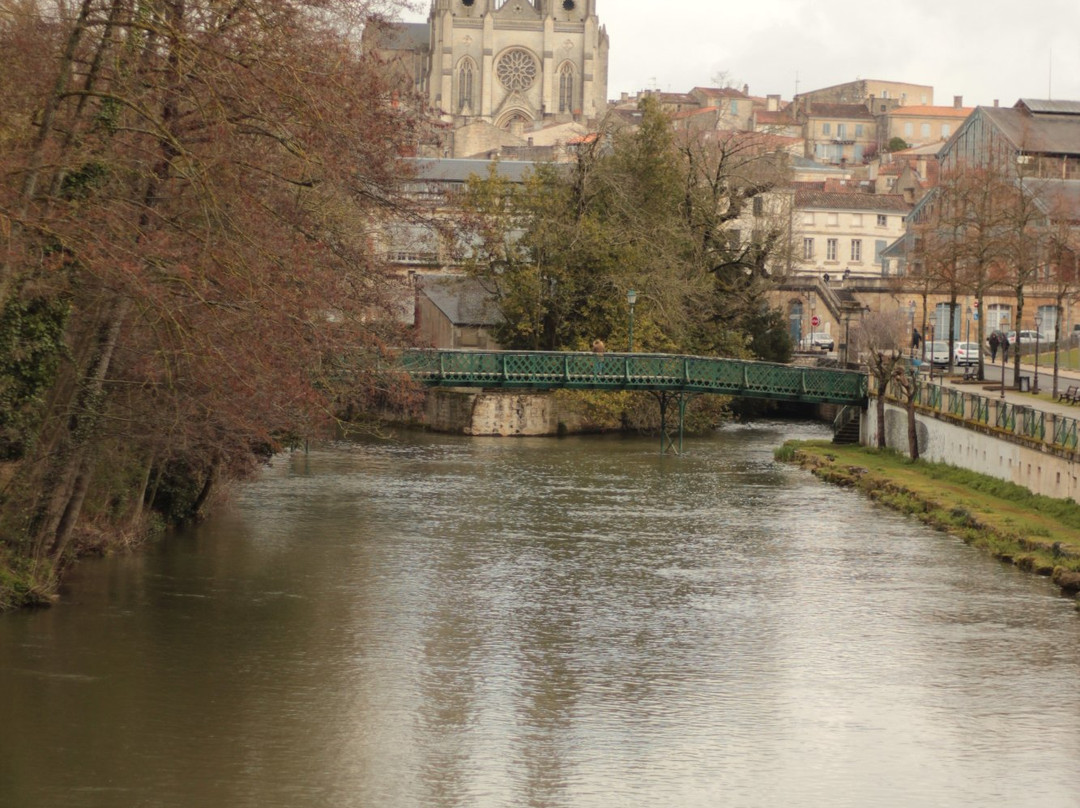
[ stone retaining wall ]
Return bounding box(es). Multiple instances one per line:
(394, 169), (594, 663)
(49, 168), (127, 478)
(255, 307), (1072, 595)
(865, 399), (1080, 501)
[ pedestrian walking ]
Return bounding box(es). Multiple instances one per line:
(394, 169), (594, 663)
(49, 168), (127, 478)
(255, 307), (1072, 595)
(1002, 333), (1010, 362)
(988, 331), (1000, 362)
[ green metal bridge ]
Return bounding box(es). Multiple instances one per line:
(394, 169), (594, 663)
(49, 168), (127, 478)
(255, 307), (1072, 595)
(401, 349), (868, 453)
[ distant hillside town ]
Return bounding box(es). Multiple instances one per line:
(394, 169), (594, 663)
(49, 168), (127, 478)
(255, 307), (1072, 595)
(365, 1), (1080, 357)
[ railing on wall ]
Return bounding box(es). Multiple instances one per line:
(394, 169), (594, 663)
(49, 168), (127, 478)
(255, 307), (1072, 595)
(885, 377), (1080, 453)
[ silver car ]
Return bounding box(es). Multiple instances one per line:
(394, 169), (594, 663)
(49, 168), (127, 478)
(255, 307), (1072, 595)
(954, 341), (980, 366)
(927, 341), (951, 367)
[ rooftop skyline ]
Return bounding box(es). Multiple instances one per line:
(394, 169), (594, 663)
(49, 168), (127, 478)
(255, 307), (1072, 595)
(400, 0), (1080, 108)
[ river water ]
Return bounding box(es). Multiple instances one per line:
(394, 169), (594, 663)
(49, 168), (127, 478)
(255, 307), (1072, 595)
(3, 422), (1080, 808)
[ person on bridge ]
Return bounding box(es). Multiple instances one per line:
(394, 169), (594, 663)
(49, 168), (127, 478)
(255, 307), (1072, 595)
(592, 339), (606, 355)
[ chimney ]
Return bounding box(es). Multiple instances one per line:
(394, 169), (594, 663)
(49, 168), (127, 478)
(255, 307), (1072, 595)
(767, 94), (780, 112)
(742, 84), (749, 96)
(994, 99), (1000, 107)
(953, 95), (963, 109)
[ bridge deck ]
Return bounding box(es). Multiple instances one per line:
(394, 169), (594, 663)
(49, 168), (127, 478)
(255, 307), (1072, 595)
(401, 349), (868, 406)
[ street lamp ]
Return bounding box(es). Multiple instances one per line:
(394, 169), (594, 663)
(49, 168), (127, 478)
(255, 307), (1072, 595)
(1034, 311), (1042, 394)
(1001, 332), (1007, 399)
(627, 289), (637, 353)
(908, 300), (916, 359)
(928, 322), (935, 382)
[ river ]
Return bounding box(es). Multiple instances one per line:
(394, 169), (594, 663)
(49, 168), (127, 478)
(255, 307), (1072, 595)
(2, 422), (1080, 807)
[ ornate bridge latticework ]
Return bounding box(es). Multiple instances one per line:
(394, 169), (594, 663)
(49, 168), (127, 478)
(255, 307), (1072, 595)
(400, 349), (869, 453)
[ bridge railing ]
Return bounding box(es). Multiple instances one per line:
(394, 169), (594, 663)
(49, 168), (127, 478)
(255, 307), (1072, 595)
(401, 349), (868, 405)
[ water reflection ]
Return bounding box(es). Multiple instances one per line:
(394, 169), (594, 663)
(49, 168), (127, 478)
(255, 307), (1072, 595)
(2, 424), (1080, 807)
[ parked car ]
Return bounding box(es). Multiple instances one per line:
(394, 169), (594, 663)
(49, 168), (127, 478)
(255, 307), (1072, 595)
(953, 341), (980, 366)
(1006, 330), (1046, 344)
(927, 341), (951, 367)
(801, 332), (834, 351)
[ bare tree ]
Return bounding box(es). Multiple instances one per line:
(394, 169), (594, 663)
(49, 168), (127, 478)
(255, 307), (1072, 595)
(853, 311), (908, 450)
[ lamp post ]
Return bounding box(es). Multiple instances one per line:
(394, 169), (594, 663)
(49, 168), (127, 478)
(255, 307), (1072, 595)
(1034, 312), (1042, 394)
(908, 300), (916, 359)
(1001, 333), (1007, 399)
(627, 289), (637, 353)
(928, 322), (935, 382)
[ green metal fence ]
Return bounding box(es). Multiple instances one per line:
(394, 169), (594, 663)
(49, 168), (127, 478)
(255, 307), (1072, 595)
(885, 376), (1080, 453)
(401, 349), (869, 406)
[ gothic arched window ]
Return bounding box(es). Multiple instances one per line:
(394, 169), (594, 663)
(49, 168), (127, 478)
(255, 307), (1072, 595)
(558, 63), (575, 113)
(458, 58), (475, 112)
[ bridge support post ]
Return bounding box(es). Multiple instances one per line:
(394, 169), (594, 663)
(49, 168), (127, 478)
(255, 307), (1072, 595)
(652, 391), (695, 455)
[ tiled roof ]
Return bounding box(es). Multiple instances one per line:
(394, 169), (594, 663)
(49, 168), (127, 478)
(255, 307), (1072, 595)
(366, 22), (429, 51)
(980, 106), (1080, 156)
(795, 190), (913, 213)
(405, 158), (538, 183)
(419, 275), (503, 327)
(657, 93), (698, 105)
(691, 86), (750, 99)
(1018, 99), (1080, 116)
(755, 110), (799, 125)
(1024, 179), (1080, 222)
(806, 103), (874, 120)
(887, 105), (974, 118)
(671, 106), (719, 120)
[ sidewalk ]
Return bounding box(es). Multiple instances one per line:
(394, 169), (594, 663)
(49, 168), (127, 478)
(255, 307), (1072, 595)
(935, 367), (1080, 422)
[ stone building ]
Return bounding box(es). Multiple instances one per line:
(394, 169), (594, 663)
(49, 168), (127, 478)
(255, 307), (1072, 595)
(412, 1), (608, 129)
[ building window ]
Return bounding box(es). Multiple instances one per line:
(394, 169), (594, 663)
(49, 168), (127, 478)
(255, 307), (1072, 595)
(942, 124), (951, 138)
(496, 48), (538, 92)
(837, 123), (847, 139)
(877, 214), (888, 227)
(921, 123), (931, 138)
(730, 100), (738, 115)
(851, 239), (862, 262)
(822, 122), (831, 135)
(851, 213), (862, 227)
(904, 122), (913, 137)
(827, 212), (838, 226)
(458, 59), (475, 112)
(803, 238), (814, 260)
(855, 124), (864, 137)
(558, 63), (575, 113)
(753, 197), (764, 216)
(826, 238), (838, 261)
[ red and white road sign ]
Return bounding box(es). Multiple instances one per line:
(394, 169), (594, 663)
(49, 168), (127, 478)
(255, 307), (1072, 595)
(811, 315), (820, 327)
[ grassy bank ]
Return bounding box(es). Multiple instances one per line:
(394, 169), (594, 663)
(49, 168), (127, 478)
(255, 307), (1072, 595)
(777, 441), (1080, 605)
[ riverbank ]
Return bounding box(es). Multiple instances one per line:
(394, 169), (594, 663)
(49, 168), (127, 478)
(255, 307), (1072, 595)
(778, 440), (1080, 605)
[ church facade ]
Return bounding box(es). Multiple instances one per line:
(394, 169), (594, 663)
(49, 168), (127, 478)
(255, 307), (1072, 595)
(424, 0), (609, 130)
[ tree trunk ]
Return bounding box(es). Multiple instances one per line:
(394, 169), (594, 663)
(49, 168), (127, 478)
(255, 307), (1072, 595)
(876, 375), (888, 449)
(907, 397), (919, 460)
(30, 297), (130, 561)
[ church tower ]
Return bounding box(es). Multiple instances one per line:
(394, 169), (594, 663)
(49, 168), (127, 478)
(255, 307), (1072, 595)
(425, 0), (608, 130)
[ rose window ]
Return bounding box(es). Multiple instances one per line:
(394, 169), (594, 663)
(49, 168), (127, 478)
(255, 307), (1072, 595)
(496, 49), (538, 92)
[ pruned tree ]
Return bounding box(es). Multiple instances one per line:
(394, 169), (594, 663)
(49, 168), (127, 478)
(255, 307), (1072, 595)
(853, 310), (908, 450)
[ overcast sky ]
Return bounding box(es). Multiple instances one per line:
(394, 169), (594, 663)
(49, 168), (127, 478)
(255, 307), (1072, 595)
(401, 0), (1080, 107)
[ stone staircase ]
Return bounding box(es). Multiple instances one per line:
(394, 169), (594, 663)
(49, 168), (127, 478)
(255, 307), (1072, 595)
(832, 406), (862, 444)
